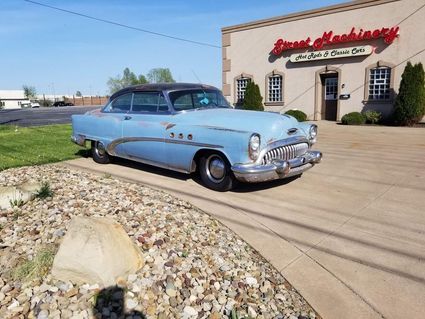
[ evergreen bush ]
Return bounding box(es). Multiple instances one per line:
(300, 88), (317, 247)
(341, 112), (366, 125)
(392, 62), (425, 126)
(243, 82), (264, 111)
(285, 110), (307, 122)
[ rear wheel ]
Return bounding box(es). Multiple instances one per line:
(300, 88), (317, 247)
(199, 153), (235, 191)
(91, 141), (110, 164)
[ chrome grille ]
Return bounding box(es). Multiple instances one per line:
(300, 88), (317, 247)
(261, 142), (309, 165)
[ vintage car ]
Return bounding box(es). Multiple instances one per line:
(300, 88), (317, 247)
(71, 83), (322, 191)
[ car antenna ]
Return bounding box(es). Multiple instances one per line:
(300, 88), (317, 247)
(191, 69), (203, 85)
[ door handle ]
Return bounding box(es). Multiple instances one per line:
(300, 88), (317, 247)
(124, 115), (132, 120)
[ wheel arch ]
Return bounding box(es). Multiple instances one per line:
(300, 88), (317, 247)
(191, 148), (232, 173)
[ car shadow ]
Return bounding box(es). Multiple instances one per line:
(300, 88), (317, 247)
(110, 157), (191, 181)
(93, 286), (146, 319)
(230, 175), (301, 193)
(79, 151), (301, 191)
(75, 149), (91, 158)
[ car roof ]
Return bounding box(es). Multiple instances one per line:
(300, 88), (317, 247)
(109, 83), (219, 100)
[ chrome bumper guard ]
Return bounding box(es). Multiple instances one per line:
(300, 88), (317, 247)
(71, 134), (86, 146)
(232, 150), (322, 183)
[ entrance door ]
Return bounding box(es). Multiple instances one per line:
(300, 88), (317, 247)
(322, 76), (338, 121)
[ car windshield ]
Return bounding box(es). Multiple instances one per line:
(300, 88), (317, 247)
(169, 89), (231, 111)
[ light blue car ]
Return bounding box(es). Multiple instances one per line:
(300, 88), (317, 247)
(71, 83), (322, 191)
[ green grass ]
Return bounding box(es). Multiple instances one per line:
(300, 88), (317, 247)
(0, 124), (83, 171)
(12, 246), (56, 281)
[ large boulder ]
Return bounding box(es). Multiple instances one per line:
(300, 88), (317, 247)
(52, 216), (144, 286)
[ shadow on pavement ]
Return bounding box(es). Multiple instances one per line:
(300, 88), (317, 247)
(93, 286), (145, 319)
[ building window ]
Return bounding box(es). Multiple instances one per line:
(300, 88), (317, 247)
(268, 75), (283, 102)
(368, 67), (391, 100)
(236, 77), (251, 104)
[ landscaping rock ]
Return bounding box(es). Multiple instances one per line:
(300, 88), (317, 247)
(51, 216), (144, 286)
(0, 182), (40, 209)
(0, 165), (318, 319)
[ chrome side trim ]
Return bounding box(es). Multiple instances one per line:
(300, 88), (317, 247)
(106, 137), (223, 156)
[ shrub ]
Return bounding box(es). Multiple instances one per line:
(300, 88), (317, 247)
(392, 62), (425, 126)
(341, 112), (366, 125)
(285, 110), (307, 122)
(36, 181), (53, 199)
(243, 81), (264, 111)
(362, 110), (381, 124)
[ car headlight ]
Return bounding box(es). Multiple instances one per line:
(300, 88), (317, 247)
(309, 125), (318, 143)
(249, 134), (261, 160)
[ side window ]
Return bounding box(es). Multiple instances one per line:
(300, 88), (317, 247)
(131, 92), (169, 113)
(110, 93), (132, 112)
(132, 92), (159, 112)
(173, 93), (193, 111)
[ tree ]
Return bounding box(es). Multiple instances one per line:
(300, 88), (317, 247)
(393, 62), (425, 126)
(107, 67), (148, 94)
(147, 68), (175, 83)
(23, 85), (37, 100)
(75, 91), (82, 97)
(243, 81), (264, 111)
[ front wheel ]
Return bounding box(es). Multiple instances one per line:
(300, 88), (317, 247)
(91, 141), (110, 164)
(199, 153), (235, 191)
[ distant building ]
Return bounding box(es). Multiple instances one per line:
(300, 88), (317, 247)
(0, 90), (30, 109)
(221, 0), (424, 121)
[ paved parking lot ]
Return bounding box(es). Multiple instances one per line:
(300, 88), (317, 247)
(0, 106), (100, 127)
(65, 121), (425, 319)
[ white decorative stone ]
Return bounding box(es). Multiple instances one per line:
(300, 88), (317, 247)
(51, 216), (144, 286)
(183, 305), (198, 317)
(245, 276), (258, 286)
(126, 298), (138, 310)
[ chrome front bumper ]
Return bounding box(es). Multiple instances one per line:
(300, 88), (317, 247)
(231, 150), (322, 183)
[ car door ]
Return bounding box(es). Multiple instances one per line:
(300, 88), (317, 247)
(121, 91), (170, 166)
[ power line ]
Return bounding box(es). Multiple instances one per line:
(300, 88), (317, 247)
(23, 0), (221, 49)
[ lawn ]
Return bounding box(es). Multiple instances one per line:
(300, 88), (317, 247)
(0, 124), (85, 171)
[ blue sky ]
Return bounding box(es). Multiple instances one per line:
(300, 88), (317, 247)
(1, 0), (345, 96)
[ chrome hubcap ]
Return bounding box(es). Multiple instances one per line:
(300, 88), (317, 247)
(96, 142), (106, 157)
(206, 155), (225, 183)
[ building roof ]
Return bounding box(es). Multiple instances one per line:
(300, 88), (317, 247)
(0, 90), (25, 99)
(222, 0), (400, 33)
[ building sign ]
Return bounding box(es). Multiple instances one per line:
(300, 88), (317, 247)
(272, 26), (399, 55)
(289, 45), (373, 63)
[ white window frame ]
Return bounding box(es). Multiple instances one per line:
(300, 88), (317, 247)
(236, 77), (251, 104)
(267, 74), (283, 103)
(368, 67), (391, 101)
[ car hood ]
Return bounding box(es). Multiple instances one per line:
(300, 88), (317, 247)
(173, 108), (309, 142)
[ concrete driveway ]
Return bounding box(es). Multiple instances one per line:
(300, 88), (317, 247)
(64, 121), (425, 319)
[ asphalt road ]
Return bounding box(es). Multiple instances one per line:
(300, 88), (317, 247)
(0, 106), (101, 127)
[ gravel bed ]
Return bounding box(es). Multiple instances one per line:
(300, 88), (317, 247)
(0, 165), (319, 319)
